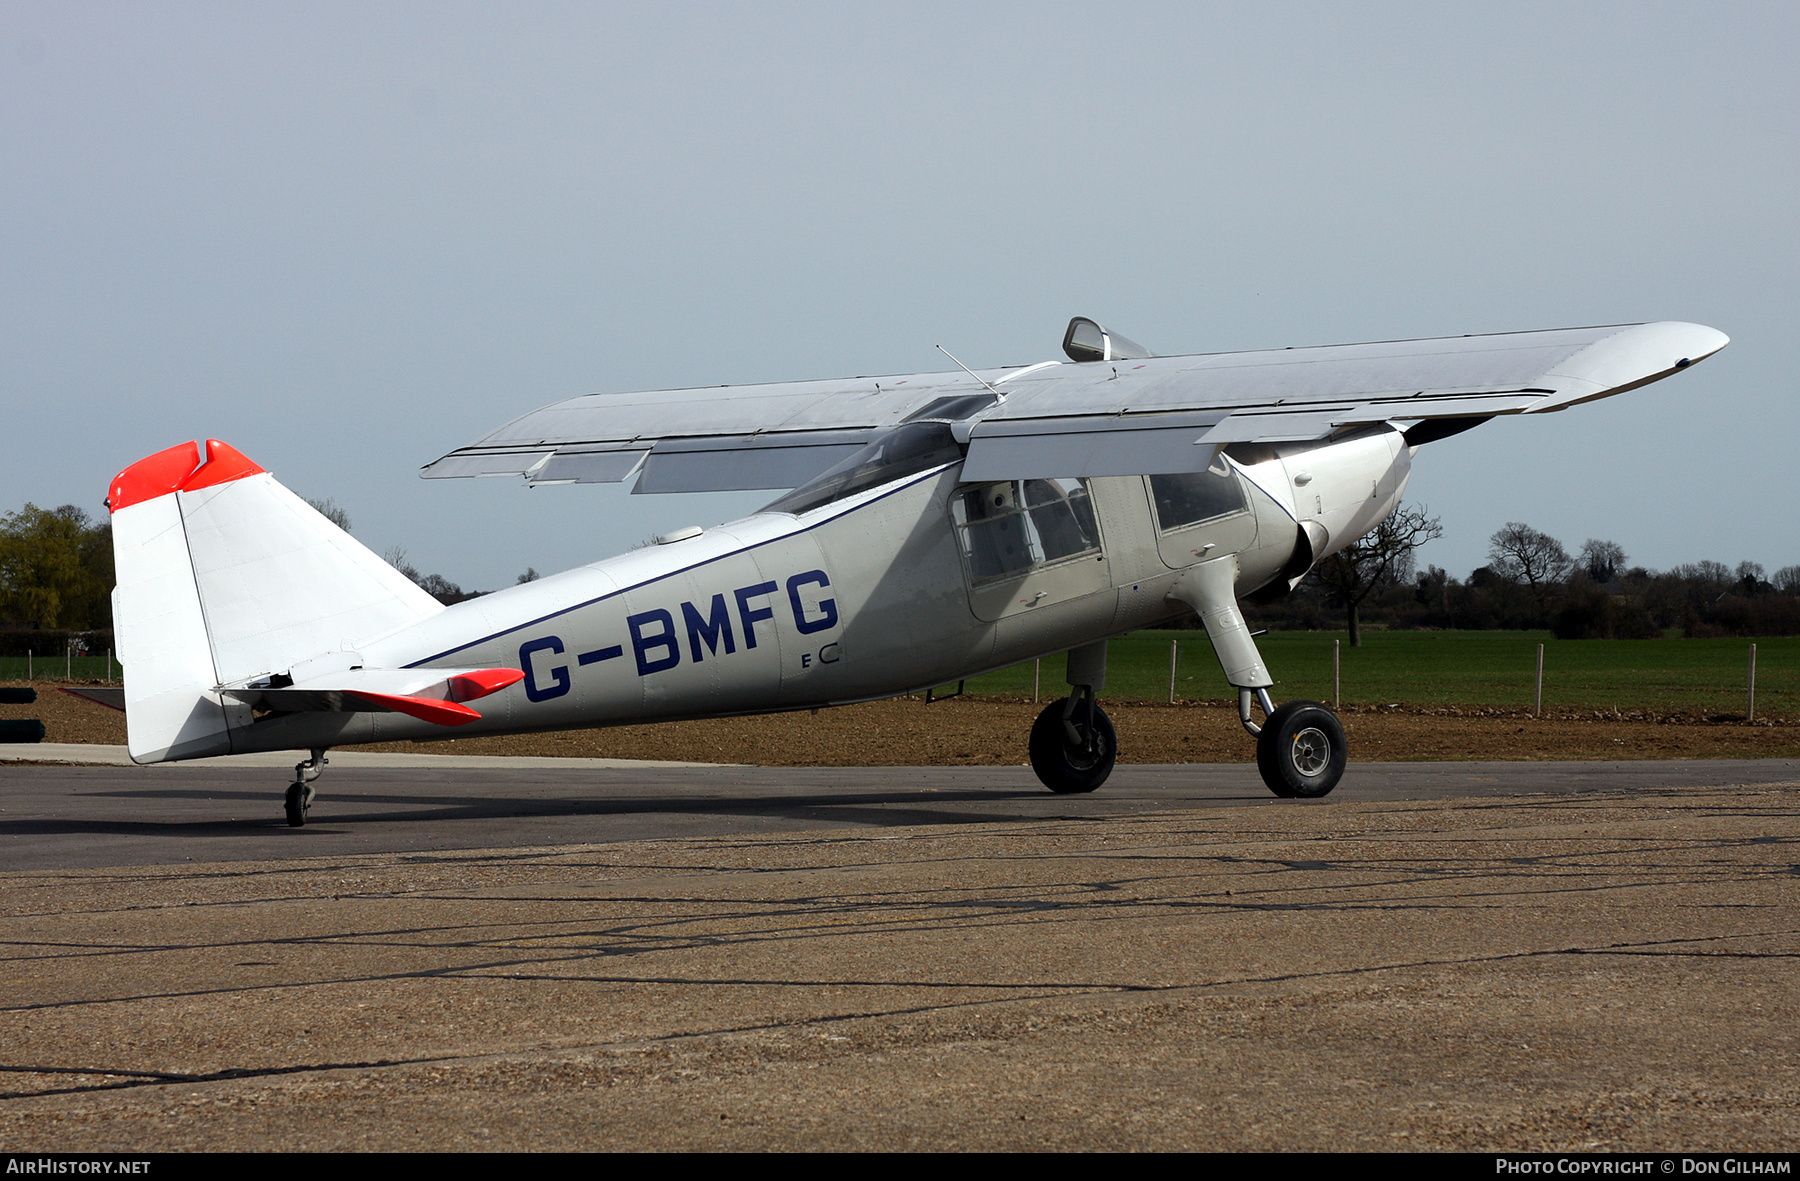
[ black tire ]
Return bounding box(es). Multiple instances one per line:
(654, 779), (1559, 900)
(1029, 698), (1117, 794)
(1256, 700), (1347, 799)
(284, 783), (309, 828)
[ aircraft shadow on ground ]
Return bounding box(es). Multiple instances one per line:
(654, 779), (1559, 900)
(0, 783), (1130, 839)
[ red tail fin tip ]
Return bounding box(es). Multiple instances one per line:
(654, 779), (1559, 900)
(108, 440), (265, 513)
(108, 441), (201, 513)
(180, 440), (265, 492)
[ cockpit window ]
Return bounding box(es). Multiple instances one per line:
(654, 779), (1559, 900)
(900, 393), (999, 423)
(763, 421), (963, 516)
(1149, 454), (1247, 531)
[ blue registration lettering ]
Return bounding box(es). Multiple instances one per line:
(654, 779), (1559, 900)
(627, 609), (681, 675)
(734, 581), (778, 649)
(682, 594), (737, 662)
(519, 636), (570, 701)
(787, 569), (839, 635)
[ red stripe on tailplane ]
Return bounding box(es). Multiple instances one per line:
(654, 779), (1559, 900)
(180, 440), (265, 492)
(108, 441), (201, 513)
(347, 691), (483, 726)
(446, 668), (526, 702)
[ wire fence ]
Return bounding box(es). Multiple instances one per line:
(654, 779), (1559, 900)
(3, 633), (1791, 719)
(967, 630), (1796, 718)
(0, 654), (119, 683)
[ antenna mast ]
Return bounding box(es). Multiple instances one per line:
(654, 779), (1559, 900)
(935, 345), (1003, 397)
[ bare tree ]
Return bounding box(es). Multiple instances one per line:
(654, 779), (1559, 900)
(1735, 561), (1770, 596)
(1310, 504), (1443, 646)
(1577, 538), (1627, 584)
(1488, 522), (1571, 613)
(381, 546), (473, 604)
(305, 497), (352, 533)
(382, 545), (421, 583)
(1774, 566), (1800, 596)
(1673, 560), (1732, 586)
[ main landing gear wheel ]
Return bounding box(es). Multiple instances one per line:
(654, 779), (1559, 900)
(1029, 696), (1116, 794)
(1256, 700), (1347, 799)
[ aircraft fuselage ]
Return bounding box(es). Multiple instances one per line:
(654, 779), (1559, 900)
(230, 427), (1410, 754)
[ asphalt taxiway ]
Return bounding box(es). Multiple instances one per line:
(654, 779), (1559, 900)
(2, 753), (1796, 1151)
(2, 749), (1797, 869)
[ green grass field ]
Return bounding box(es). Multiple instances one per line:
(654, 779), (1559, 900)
(0, 655), (117, 683)
(961, 629), (1795, 716)
(5, 633), (1791, 718)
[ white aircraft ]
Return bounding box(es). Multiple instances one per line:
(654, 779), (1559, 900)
(97, 317), (1727, 826)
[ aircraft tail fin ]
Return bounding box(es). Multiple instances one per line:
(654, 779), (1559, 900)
(109, 440), (445, 763)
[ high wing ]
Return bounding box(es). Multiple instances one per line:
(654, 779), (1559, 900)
(421, 320), (1728, 492)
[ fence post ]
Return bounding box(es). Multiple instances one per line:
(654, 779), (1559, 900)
(1748, 642), (1757, 722)
(1534, 643), (1545, 719)
(1333, 639), (1341, 711)
(1033, 658), (1040, 703)
(26, 651), (31, 681)
(1168, 639), (1178, 704)
(107, 649), (113, 682)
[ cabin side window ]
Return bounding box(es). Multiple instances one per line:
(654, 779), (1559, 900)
(1148, 455), (1247, 532)
(951, 478), (1101, 584)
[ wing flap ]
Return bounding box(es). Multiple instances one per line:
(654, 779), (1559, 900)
(633, 431), (873, 494)
(962, 412), (1226, 480)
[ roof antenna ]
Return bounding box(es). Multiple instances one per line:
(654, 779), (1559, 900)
(935, 345), (1004, 397)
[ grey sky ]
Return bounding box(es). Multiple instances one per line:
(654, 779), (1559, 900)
(4, 1), (1795, 589)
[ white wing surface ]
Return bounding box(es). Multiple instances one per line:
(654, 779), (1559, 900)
(422, 321), (1727, 491)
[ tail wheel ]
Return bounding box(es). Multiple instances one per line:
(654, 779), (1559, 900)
(1029, 698), (1117, 794)
(1256, 700), (1347, 798)
(284, 782), (313, 828)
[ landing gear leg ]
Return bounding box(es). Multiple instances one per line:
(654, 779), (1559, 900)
(1169, 557), (1348, 799)
(1028, 640), (1116, 794)
(285, 748), (327, 827)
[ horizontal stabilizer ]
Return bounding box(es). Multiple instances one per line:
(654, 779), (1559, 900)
(61, 687), (126, 712)
(219, 666), (523, 728)
(346, 691), (481, 726)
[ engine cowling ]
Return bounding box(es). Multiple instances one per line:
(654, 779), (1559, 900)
(1228, 427), (1412, 596)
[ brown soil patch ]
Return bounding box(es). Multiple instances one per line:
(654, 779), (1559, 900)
(10, 681), (1795, 765)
